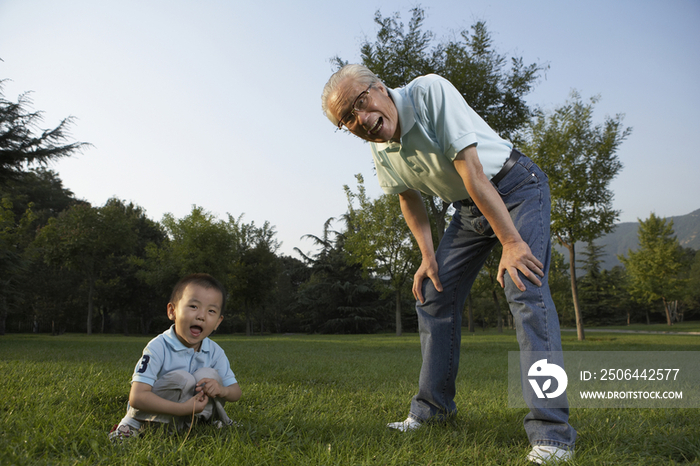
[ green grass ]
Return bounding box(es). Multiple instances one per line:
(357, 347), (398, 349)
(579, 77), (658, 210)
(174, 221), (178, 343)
(573, 321), (700, 334)
(1, 329), (699, 465)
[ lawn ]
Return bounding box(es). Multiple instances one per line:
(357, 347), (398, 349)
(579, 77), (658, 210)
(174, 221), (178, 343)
(571, 322), (700, 334)
(0, 328), (698, 465)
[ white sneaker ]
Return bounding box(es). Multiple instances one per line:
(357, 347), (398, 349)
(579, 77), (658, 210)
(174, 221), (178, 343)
(527, 445), (573, 464)
(108, 423), (140, 443)
(386, 417), (422, 432)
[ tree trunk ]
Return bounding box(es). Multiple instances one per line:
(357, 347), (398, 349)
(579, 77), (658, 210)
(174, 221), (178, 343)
(467, 294), (475, 332)
(492, 289), (503, 333)
(395, 289), (402, 336)
(662, 298), (673, 326)
(488, 273), (503, 333)
(122, 310), (130, 336)
(0, 296), (6, 336)
(428, 198), (450, 244)
(670, 300), (678, 324)
(564, 243), (585, 340)
(87, 275), (95, 335)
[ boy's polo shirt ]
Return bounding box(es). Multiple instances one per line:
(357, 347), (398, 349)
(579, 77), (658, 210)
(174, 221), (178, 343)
(131, 325), (237, 387)
(370, 74), (513, 203)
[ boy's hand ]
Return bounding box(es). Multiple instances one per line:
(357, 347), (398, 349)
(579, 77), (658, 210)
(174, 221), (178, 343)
(196, 378), (224, 399)
(191, 391), (209, 413)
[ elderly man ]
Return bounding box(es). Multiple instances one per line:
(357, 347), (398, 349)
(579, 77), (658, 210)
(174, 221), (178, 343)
(321, 64), (576, 464)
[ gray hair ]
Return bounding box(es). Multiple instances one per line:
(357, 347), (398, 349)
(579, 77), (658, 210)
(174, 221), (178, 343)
(321, 64), (382, 126)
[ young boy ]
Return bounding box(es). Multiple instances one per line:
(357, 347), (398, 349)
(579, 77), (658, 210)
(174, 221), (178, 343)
(109, 273), (242, 441)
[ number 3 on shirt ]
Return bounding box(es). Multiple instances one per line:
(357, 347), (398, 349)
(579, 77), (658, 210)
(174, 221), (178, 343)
(137, 355), (150, 373)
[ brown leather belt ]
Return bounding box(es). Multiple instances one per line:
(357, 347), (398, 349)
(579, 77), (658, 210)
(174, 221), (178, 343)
(490, 149), (522, 186)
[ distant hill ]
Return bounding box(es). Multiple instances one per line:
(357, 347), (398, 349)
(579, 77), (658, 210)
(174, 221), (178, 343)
(554, 208), (700, 270)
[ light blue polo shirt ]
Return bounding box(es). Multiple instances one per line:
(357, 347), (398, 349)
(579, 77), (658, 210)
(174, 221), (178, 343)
(131, 325), (237, 387)
(370, 74), (513, 203)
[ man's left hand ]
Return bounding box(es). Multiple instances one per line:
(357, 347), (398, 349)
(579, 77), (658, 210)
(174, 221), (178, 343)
(498, 240), (544, 291)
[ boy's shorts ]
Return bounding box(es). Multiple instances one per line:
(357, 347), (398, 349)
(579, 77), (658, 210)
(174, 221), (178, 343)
(127, 367), (233, 430)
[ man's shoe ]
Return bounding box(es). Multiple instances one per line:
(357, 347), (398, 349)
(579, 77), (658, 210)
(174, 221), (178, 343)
(386, 416), (422, 432)
(527, 445), (573, 464)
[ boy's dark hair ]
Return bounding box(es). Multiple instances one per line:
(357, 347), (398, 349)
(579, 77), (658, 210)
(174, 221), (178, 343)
(169, 273), (227, 314)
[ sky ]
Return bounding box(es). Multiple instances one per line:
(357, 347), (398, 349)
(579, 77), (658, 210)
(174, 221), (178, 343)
(1, 0), (699, 257)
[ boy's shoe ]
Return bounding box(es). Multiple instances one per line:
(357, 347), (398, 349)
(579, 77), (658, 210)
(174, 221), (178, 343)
(387, 416), (422, 432)
(108, 424), (140, 443)
(213, 420), (242, 428)
(527, 445), (573, 464)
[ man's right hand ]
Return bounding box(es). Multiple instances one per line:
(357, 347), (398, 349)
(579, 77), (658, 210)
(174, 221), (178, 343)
(413, 255), (443, 304)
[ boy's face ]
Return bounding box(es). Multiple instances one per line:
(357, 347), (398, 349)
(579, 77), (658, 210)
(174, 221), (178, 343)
(167, 283), (224, 351)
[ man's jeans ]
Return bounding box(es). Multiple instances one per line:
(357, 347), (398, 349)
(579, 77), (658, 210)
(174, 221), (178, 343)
(408, 154), (576, 449)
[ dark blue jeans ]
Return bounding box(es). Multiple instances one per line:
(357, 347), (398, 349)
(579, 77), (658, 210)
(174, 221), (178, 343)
(409, 154), (576, 448)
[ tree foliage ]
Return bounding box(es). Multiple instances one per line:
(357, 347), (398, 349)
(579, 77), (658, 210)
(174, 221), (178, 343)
(620, 214), (685, 325)
(523, 91), (631, 340)
(340, 7), (544, 141)
(578, 241), (629, 326)
(0, 80), (89, 183)
(343, 174), (420, 335)
(31, 199), (147, 334)
(294, 219), (385, 334)
(333, 7), (546, 244)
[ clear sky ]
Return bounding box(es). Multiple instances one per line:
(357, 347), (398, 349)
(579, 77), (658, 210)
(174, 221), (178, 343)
(2, 0), (699, 257)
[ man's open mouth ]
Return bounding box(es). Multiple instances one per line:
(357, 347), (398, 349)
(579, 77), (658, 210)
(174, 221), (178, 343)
(369, 117), (383, 135)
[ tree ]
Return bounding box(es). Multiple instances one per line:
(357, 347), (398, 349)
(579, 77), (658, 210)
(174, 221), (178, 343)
(270, 255), (311, 333)
(0, 168), (80, 227)
(97, 199), (166, 335)
(470, 244), (509, 332)
(343, 174), (420, 336)
(0, 80), (88, 184)
(619, 214), (685, 326)
(333, 7), (545, 244)
(136, 207), (282, 335)
(225, 216), (280, 336)
(578, 241), (627, 326)
(32, 200), (138, 334)
(682, 250), (700, 322)
(0, 197), (37, 334)
(136, 206), (239, 333)
(548, 248), (574, 326)
(0, 77), (86, 334)
(295, 219), (383, 334)
(523, 92), (631, 340)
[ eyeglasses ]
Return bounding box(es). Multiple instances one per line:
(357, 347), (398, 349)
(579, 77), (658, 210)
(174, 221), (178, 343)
(337, 83), (374, 130)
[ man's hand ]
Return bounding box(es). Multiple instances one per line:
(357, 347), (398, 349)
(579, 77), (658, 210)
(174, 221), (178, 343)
(413, 255), (443, 304)
(498, 239), (544, 291)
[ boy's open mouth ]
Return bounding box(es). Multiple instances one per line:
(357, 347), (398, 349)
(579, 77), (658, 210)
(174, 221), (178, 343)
(190, 325), (203, 337)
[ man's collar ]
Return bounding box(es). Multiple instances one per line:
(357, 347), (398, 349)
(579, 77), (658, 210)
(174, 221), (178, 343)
(387, 86), (415, 142)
